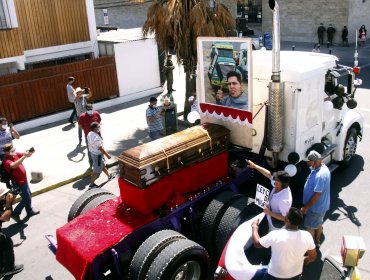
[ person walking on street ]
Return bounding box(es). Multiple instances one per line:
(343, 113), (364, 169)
(164, 55), (175, 93)
(78, 103), (101, 168)
(247, 160), (292, 232)
(75, 87), (93, 146)
(0, 117), (20, 160)
(146, 97), (163, 141)
(87, 122), (113, 188)
(251, 207), (317, 280)
(301, 151), (331, 248)
(0, 185), (24, 278)
(327, 24), (336, 46)
(2, 144), (39, 223)
(66, 77), (77, 124)
(341, 26), (349, 47)
(317, 23), (326, 45)
(359, 25), (367, 47)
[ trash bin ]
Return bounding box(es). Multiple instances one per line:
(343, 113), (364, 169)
(160, 103), (178, 135)
(263, 32), (273, 50)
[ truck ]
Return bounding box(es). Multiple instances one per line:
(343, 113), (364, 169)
(48, 1), (364, 279)
(208, 42), (237, 90)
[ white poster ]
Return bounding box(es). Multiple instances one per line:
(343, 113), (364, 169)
(255, 184), (270, 209)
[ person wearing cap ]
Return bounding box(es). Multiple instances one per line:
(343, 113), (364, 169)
(146, 97), (163, 141)
(301, 150), (331, 248)
(66, 77), (77, 124)
(251, 207), (317, 279)
(247, 160), (292, 232)
(0, 117), (20, 161)
(87, 122), (113, 188)
(2, 144), (39, 223)
(164, 55), (175, 93)
(0, 185), (24, 278)
(78, 103), (102, 168)
(74, 87), (93, 146)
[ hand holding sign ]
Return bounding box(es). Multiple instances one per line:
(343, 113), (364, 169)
(255, 184), (270, 209)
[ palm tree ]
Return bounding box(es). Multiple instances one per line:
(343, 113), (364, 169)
(143, 0), (235, 120)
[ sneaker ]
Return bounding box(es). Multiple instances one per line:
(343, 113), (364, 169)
(27, 209), (40, 217)
(11, 213), (21, 223)
(3, 264), (24, 277)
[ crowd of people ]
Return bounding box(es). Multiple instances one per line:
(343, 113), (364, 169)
(247, 149), (331, 279)
(0, 117), (37, 278)
(316, 23), (367, 47)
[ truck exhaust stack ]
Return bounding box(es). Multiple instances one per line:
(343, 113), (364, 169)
(267, 0), (284, 167)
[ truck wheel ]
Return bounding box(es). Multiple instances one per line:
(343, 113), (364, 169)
(79, 193), (115, 215)
(215, 196), (250, 255)
(129, 230), (186, 280)
(343, 128), (358, 166)
(200, 191), (242, 252)
(146, 239), (209, 280)
(67, 188), (114, 221)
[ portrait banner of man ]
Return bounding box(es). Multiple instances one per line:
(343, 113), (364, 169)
(196, 37), (253, 148)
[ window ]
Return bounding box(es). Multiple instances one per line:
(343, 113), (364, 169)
(0, 0), (18, 29)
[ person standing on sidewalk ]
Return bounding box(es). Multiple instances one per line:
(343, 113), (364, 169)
(66, 77), (77, 124)
(146, 97), (163, 141)
(0, 117), (20, 160)
(341, 26), (349, 47)
(2, 144), (39, 223)
(87, 122), (112, 188)
(317, 23), (326, 45)
(359, 25), (367, 47)
(78, 103), (101, 168)
(327, 24), (336, 46)
(164, 55), (176, 93)
(74, 87), (93, 146)
(0, 185), (24, 278)
(301, 151), (331, 248)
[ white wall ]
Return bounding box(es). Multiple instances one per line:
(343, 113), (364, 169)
(114, 39), (162, 99)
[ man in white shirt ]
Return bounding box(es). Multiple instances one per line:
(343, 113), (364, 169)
(87, 122), (113, 188)
(252, 207), (317, 279)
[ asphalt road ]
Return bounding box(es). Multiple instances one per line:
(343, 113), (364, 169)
(2, 47), (370, 280)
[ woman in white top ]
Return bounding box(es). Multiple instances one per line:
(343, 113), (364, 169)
(247, 160), (292, 231)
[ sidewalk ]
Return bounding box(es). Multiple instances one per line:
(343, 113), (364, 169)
(12, 61), (188, 198)
(11, 40), (365, 198)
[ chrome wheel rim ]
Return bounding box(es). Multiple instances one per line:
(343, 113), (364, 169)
(172, 261), (201, 280)
(344, 135), (357, 160)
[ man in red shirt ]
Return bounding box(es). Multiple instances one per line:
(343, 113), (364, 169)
(78, 103), (101, 168)
(2, 144), (39, 223)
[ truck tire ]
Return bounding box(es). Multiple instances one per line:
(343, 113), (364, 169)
(215, 196), (250, 255)
(79, 193), (115, 215)
(200, 191), (242, 251)
(146, 239), (209, 280)
(129, 230), (186, 280)
(342, 128), (358, 166)
(67, 188), (114, 221)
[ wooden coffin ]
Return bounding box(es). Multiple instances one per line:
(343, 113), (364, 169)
(118, 123), (230, 188)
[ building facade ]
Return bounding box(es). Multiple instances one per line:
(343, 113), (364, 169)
(94, 0), (370, 46)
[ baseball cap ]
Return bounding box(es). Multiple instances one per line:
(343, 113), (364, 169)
(273, 170), (291, 184)
(3, 143), (15, 153)
(306, 150), (322, 161)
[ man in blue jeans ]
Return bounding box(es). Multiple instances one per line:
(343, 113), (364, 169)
(146, 97), (163, 140)
(2, 144), (40, 223)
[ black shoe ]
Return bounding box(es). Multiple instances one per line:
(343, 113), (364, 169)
(78, 139), (82, 146)
(27, 209), (40, 217)
(171, 89), (176, 91)
(3, 264), (24, 277)
(11, 213), (21, 223)
(88, 184), (99, 189)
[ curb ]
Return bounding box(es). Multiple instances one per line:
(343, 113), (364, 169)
(14, 161), (120, 203)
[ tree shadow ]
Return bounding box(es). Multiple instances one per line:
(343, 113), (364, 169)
(66, 145), (87, 163)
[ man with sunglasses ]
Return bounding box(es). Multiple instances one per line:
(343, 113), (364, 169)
(215, 71), (248, 110)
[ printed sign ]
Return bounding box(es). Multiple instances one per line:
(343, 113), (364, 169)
(255, 184), (270, 209)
